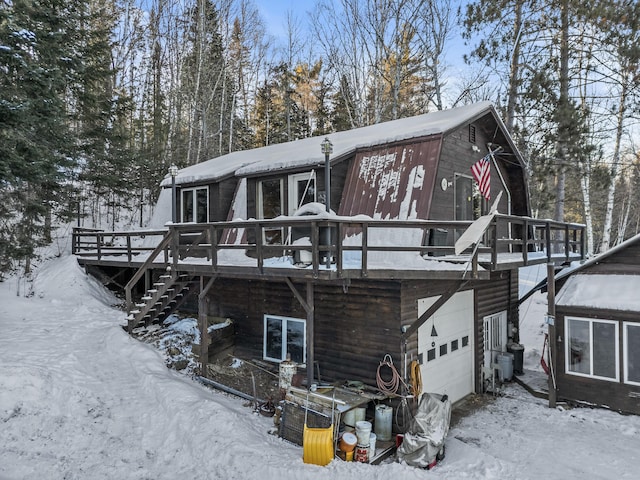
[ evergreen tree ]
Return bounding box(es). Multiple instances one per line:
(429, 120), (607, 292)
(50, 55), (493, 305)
(0, 0), (83, 274)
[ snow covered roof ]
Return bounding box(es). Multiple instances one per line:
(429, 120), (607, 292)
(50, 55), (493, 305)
(556, 273), (640, 311)
(161, 101), (495, 187)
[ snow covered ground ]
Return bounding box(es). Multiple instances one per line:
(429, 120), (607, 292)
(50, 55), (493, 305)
(1, 238), (640, 479)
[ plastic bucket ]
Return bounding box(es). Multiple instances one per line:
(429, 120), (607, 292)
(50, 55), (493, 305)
(368, 433), (377, 462)
(497, 352), (514, 381)
(343, 407), (366, 431)
(374, 404), (393, 441)
(355, 420), (372, 445)
(339, 432), (357, 453)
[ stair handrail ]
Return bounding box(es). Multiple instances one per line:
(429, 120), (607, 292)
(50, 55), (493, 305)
(125, 229), (174, 312)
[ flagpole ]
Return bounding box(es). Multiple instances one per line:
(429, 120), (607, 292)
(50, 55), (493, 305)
(486, 145), (511, 217)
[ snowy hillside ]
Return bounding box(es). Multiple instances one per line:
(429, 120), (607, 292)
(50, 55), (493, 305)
(1, 236), (639, 479)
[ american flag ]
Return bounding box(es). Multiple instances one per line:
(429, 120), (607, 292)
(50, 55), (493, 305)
(471, 154), (491, 200)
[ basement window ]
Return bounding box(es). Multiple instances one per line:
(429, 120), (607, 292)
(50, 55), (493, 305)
(566, 317), (618, 381)
(263, 314), (306, 364)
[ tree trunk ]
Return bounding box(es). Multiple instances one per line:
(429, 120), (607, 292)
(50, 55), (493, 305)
(599, 82), (627, 253)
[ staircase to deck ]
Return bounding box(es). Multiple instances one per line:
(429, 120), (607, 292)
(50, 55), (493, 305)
(126, 269), (196, 331)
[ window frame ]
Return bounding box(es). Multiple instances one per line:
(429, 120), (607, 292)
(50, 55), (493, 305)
(263, 314), (306, 365)
(288, 171), (316, 215)
(624, 322), (640, 386)
(453, 173), (481, 221)
(257, 178), (284, 245)
(565, 316), (619, 382)
(180, 186), (209, 223)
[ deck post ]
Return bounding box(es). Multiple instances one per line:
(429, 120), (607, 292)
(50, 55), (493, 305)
(284, 278), (315, 387)
(198, 275), (218, 379)
(306, 280), (315, 388)
(547, 263), (557, 408)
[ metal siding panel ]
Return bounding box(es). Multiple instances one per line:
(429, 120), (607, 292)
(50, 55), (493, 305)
(338, 138), (441, 220)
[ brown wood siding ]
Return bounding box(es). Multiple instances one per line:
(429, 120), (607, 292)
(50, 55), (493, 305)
(338, 138), (441, 220)
(555, 307), (640, 415)
(314, 280), (402, 385)
(595, 241), (640, 267)
(211, 178), (237, 222)
(205, 278), (402, 386)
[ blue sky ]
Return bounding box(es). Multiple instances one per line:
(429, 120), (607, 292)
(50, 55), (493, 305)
(255, 0), (317, 38)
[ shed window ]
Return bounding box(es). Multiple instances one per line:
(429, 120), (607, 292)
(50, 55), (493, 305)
(624, 323), (640, 385)
(566, 317), (618, 381)
(263, 314), (306, 364)
(181, 187), (208, 223)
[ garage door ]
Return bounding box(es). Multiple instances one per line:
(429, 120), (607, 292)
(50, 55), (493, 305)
(417, 290), (474, 404)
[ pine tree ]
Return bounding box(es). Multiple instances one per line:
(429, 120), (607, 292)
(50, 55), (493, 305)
(0, 0), (83, 274)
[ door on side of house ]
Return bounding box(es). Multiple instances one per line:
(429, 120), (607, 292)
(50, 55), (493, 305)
(483, 311), (507, 368)
(417, 290), (474, 404)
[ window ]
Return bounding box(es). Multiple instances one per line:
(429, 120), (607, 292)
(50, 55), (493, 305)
(288, 172), (316, 214)
(440, 344), (448, 356)
(263, 315), (306, 364)
(454, 174), (481, 221)
(451, 339), (459, 352)
(624, 323), (640, 385)
(427, 348), (436, 362)
(566, 317), (618, 381)
(181, 187), (208, 223)
(462, 336), (469, 347)
(469, 124), (476, 143)
(258, 179), (283, 244)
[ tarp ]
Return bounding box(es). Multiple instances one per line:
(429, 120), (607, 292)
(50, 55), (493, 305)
(397, 393), (452, 468)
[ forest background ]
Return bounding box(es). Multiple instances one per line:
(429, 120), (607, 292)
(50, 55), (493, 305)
(1, 0), (639, 277)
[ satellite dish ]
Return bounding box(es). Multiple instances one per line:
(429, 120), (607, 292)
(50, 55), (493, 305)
(454, 191), (503, 256)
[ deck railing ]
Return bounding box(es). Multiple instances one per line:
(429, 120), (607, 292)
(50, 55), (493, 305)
(73, 214), (584, 276)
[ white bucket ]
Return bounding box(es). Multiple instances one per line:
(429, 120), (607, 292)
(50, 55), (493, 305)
(355, 420), (372, 446)
(374, 404), (393, 441)
(343, 407), (366, 430)
(368, 433), (377, 463)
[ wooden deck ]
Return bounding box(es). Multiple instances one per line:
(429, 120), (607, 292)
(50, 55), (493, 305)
(73, 214), (584, 282)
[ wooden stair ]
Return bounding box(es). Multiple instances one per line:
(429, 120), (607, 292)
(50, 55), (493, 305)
(126, 271), (196, 332)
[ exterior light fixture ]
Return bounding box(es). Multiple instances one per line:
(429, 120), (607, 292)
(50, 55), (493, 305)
(321, 137), (333, 213)
(169, 164), (179, 223)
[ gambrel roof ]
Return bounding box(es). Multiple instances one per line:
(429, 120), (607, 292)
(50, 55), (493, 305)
(161, 101), (517, 187)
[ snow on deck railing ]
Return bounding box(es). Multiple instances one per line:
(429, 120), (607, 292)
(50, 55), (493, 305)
(72, 215), (585, 278)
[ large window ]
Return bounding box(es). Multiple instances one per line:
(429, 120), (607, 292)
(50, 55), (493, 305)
(624, 323), (640, 385)
(258, 178), (283, 244)
(263, 315), (306, 364)
(566, 317), (618, 381)
(181, 187), (208, 223)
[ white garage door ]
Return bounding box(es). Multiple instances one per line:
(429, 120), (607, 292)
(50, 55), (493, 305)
(417, 290), (474, 404)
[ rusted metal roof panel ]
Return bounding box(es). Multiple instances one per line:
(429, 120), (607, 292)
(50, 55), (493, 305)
(338, 137), (442, 220)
